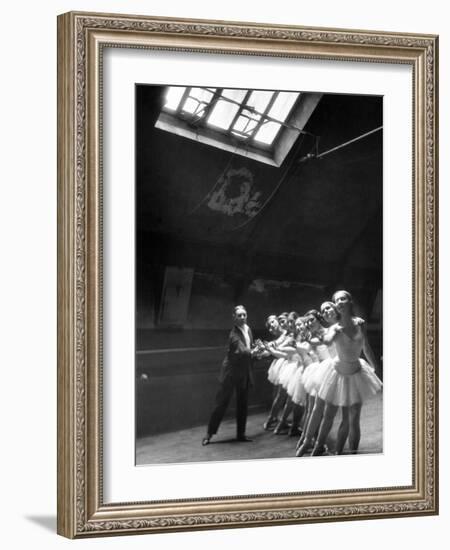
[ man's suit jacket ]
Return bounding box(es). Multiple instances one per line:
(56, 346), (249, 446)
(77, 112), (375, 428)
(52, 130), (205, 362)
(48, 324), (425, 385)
(218, 325), (254, 388)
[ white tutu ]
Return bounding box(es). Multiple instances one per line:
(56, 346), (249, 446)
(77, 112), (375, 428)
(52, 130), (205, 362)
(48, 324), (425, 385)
(267, 357), (285, 385)
(302, 360), (333, 396)
(287, 365), (307, 405)
(278, 355), (301, 390)
(317, 357), (382, 406)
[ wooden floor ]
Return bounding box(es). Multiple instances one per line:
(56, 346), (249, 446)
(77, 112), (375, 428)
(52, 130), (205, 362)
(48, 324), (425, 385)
(136, 393), (383, 465)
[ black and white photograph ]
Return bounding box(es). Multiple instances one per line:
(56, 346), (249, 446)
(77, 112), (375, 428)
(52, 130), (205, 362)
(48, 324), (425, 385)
(135, 84), (383, 465)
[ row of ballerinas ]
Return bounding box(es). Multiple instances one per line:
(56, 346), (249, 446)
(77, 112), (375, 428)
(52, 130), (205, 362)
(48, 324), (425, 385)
(253, 290), (383, 456)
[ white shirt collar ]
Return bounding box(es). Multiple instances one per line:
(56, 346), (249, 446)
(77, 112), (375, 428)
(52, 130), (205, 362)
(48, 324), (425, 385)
(237, 324), (251, 347)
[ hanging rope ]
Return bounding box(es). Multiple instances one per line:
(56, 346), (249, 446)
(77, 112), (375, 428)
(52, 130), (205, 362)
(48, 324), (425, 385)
(298, 126), (382, 163)
(227, 134), (306, 232)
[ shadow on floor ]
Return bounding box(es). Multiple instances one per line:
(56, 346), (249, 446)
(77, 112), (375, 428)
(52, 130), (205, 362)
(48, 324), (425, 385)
(137, 393), (383, 465)
(25, 515), (56, 533)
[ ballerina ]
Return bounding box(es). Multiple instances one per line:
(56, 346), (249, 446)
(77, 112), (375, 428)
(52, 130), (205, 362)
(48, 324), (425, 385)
(296, 301), (367, 455)
(285, 316), (314, 436)
(263, 314), (289, 430)
(297, 290), (382, 456)
(273, 311), (302, 434)
(321, 301), (370, 454)
(278, 312), (289, 331)
(295, 310), (330, 447)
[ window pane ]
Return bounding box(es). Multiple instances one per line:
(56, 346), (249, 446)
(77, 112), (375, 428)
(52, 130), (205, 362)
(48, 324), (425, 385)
(182, 88), (216, 116)
(233, 112), (260, 136)
(208, 101), (239, 130)
(254, 92), (299, 145)
(230, 91), (272, 137)
(222, 89), (248, 101)
(246, 90), (274, 113)
(207, 89), (247, 130)
(254, 121), (282, 144)
(267, 92), (300, 122)
(164, 86), (186, 111)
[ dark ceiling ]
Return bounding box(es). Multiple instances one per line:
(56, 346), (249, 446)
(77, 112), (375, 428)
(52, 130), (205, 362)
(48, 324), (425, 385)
(136, 85), (382, 290)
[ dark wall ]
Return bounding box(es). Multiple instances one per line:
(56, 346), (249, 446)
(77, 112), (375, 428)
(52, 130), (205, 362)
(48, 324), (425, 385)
(136, 354), (273, 437)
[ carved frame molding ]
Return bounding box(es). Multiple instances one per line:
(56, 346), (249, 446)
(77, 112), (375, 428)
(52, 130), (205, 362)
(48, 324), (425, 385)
(57, 12), (438, 538)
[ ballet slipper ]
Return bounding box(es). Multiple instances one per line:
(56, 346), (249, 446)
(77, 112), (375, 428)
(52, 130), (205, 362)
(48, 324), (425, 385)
(311, 444), (326, 456)
(296, 439), (312, 457)
(296, 433), (305, 450)
(274, 421), (289, 435)
(263, 417), (278, 431)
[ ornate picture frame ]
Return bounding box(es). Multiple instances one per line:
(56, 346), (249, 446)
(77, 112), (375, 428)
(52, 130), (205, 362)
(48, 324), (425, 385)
(57, 11), (438, 538)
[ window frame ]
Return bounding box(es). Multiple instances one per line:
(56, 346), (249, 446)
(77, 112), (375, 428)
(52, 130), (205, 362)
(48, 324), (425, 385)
(156, 86), (322, 167)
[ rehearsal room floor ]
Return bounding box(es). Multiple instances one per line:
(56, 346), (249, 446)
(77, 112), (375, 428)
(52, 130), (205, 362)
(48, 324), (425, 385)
(136, 393), (383, 465)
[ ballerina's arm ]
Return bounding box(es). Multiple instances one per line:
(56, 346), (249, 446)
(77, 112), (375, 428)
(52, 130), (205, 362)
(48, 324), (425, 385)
(275, 338), (297, 358)
(322, 324), (343, 345)
(268, 348), (288, 359)
(265, 341), (289, 359)
(308, 336), (322, 347)
(256, 353), (270, 359)
(360, 322), (379, 372)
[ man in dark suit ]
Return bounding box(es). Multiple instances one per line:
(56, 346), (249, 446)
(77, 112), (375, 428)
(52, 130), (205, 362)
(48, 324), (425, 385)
(202, 305), (256, 445)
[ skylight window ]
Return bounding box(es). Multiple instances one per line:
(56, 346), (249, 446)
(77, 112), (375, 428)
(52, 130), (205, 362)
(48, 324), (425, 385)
(162, 86), (300, 147)
(156, 86), (322, 167)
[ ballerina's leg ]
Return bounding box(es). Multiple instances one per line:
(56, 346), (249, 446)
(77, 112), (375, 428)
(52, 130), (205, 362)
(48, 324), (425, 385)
(274, 395), (293, 434)
(289, 403), (304, 437)
(264, 384), (286, 429)
(348, 402), (362, 453)
(296, 394), (315, 447)
(312, 403), (339, 455)
(296, 397), (326, 456)
(334, 406), (350, 454)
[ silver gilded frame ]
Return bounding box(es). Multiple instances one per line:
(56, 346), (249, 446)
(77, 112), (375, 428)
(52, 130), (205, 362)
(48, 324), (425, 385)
(57, 11), (439, 538)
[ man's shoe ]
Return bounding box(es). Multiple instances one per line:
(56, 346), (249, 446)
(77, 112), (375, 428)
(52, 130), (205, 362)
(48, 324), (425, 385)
(202, 435), (211, 446)
(236, 435), (253, 442)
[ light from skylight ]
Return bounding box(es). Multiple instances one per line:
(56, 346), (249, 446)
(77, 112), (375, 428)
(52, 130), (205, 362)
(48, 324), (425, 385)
(254, 121), (282, 144)
(207, 89), (247, 130)
(165, 86), (186, 111)
(268, 92), (299, 121)
(246, 90), (274, 112)
(232, 111), (261, 137)
(231, 90), (273, 139)
(182, 88), (216, 116)
(163, 86), (302, 147)
(254, 92), (299, 144)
